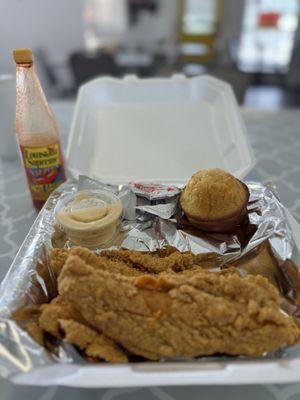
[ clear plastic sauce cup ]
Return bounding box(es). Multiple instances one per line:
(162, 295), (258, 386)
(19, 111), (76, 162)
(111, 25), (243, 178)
(55, 190), (123, 248)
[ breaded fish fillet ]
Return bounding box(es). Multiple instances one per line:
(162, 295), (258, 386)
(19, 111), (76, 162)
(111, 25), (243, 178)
(57, 253), (300, 360)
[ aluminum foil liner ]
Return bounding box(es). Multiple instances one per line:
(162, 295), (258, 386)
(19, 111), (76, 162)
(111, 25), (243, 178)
(0, 177), (299, 379)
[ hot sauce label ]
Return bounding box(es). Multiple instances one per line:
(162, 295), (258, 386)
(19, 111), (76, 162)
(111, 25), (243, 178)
(20, 143), (65, 201)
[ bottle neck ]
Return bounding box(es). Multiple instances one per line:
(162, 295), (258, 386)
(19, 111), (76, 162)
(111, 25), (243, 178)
(15, 62), (59, 143)
(16, 62), (33, 68)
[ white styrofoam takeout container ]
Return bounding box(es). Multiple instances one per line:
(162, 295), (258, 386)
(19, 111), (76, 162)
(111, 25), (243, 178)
(12, 75), (300, 387)
(66, 74), (255, 183)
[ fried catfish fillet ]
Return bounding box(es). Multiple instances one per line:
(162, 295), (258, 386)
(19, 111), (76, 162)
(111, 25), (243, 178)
(49, 246), (196, 278)
(12, 304), (44, 345)
(57, 254), (300, 360)
(99, 248), (194, 273)
(49, 248), (69, 278)
(39, 295), (85, 337)
(39, 297), (128, 362)
(58, 319), (128, 363)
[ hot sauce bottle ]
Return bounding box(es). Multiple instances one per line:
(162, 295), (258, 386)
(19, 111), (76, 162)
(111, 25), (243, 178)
(13, 48), (66, 211)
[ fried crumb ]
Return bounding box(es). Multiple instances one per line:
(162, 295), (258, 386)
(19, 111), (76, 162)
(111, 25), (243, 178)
(58, 319), (97, 349)
(25, 322), (44, 346)
(85, 335), (128, 363)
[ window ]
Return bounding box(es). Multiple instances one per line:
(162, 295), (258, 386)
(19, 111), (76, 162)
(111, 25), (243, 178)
(84, 0), (129, 50)
(238, 0), (299, 73)
(182, 0), (218, 35)
(179, 0), (220, 63)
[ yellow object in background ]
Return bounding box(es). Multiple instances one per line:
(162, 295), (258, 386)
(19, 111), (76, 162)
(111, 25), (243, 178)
(179, 0), (222, 64)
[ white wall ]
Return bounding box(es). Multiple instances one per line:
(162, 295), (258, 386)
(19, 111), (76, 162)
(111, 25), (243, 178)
(0, 0), (85, 74)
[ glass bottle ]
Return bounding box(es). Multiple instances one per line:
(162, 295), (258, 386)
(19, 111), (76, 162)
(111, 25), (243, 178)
(13, 48), (66, 211)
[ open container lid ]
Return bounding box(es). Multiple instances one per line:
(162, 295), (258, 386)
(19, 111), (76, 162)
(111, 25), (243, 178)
(67, 74), (255, 184)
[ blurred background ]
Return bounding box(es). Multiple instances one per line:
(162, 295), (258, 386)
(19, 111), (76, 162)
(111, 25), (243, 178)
(2, 0), (300, 108)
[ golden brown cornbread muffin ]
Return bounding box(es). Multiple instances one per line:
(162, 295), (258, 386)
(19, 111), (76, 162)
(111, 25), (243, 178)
(180, 168), (248, 220)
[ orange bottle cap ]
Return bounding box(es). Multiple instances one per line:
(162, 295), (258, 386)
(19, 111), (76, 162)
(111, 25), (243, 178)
(13, 48), (33, 64)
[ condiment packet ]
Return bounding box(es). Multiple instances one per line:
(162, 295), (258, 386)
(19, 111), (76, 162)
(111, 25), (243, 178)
(130, 182), (182, 200)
